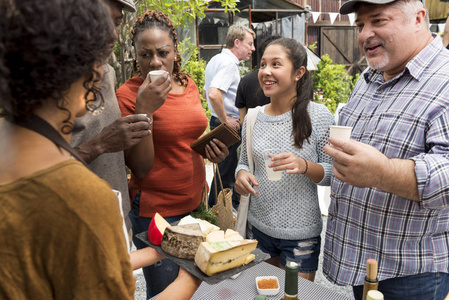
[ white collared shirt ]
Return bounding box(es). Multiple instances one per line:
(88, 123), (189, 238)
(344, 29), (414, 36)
(204, 48), (241, 119)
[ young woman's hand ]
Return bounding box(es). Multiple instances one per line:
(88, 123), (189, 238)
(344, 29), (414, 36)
(269, 152), (307, 175)
(235, 170), (259, 196)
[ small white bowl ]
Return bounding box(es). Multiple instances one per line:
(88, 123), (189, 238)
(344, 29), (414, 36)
(255, 276), (280, 296)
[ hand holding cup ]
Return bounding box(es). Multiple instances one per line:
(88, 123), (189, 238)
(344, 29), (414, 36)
(329, 125), (352, 150)
(263, 149), (283, 181)
(149, 70), (168, 83)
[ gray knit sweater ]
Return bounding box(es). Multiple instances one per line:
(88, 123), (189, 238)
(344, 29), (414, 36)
(236, 102), (335, 240)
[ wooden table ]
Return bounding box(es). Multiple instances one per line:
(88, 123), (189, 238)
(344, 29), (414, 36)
(151, 261), (351, 299)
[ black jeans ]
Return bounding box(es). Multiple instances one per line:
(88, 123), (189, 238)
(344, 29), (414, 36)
(207, 116), (241, 210)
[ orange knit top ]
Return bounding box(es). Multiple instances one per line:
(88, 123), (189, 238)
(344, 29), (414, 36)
(116, 76), (208, 218)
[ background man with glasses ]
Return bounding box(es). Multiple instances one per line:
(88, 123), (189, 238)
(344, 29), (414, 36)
(204, 25), (256, 209)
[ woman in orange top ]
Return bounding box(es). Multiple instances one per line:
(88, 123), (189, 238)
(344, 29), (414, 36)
(116, 10), (228, 298)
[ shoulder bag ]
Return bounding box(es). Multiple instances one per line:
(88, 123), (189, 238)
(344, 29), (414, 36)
(234, 106), (261, 237)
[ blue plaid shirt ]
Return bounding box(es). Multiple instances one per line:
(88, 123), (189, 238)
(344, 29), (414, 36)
(323, 35), (449, 286)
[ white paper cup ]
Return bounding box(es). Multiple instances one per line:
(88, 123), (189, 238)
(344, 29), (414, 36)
(149, 70), (167, 82)
(329, 125), (352, 140)
(263, 149), (282, 181)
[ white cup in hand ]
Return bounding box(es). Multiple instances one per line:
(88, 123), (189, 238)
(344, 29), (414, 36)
(329, 125), (352, 149)
(149, 70), (167, 82)
(263, 149), (283, 181)
(329, 125), (352, 140)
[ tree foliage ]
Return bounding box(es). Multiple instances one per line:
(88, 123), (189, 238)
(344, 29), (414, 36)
(179, 38), (210, 119)
(312, 54), (359, 114)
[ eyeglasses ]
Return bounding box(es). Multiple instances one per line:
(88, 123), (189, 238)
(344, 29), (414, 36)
(242, 40), (253, 47)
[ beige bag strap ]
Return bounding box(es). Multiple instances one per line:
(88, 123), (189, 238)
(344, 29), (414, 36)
(246, 106), (262, 174)
(234, 106), (261, 237)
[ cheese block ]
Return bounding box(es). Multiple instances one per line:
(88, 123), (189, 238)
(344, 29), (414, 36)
(148, 212), (170, 246)
(206, 230), (224, 242)
(178, 215), (220, 236)
(161, 224), (205, 259)
(224, 234), (244, 241)
(224, 229), (240, 239)
(207, 229), (244, 242)
(194, 239), (258, 276)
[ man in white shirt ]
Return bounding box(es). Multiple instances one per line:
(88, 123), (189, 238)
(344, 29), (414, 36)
(204, 25), (255, 208)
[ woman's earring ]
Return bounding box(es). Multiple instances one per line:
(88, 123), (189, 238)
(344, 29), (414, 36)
(295, 78), (299, 81)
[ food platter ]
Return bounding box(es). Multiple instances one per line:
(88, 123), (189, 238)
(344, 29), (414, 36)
(136, 231), (270, 284)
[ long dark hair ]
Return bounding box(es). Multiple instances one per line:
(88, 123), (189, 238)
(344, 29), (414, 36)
(131, 10), (188, 87)
(0, 0), (115, 132)
(267, 38), (313, 148)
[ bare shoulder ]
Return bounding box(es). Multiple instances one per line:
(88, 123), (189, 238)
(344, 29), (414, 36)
(0, 124), (69, 184)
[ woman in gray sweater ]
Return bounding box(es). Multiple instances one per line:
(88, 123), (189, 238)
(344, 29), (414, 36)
(235, 38), (334, 282)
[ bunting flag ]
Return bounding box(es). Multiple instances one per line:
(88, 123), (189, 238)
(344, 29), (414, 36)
(329, 13), (339, 25)
(311, 12), (321, 23)
(348, 13), (356, 26)
(306, 11), (445, 28)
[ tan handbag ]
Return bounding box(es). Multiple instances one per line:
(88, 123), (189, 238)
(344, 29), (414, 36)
(210, 163), (235, 231)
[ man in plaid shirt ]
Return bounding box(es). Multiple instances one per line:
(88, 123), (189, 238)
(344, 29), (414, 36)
(323, 0), (449, 299)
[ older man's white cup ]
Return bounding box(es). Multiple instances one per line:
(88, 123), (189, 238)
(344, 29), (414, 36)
(329, 125), (352, 142)
(149, 70), (167, 82)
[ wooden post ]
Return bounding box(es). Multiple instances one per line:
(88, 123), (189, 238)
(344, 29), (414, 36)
(196, 17), (200, 61)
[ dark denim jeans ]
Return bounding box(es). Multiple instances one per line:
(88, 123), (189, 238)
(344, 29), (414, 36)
(353, 272), (449, 300)
(252, 226), (321, 271)
(207, 116), (241, 210)
(129, 191), (189, 299)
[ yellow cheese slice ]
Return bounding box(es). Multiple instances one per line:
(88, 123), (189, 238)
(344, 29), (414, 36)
(194, 239), (258, 276)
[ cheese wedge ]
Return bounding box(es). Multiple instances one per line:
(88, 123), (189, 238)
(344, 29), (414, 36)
(225, 234), (244, 241)
(178, 215), (220, 236)
(161, 224), (205, 259)
(224, 229), (240, 239)
(194, 239), (258, 276)
(206, 230), (225, 242)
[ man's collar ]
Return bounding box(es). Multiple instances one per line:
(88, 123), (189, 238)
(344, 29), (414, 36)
(222, 48), (240, 64)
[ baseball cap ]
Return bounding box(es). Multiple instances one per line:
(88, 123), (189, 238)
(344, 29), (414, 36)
(340, 0), (396, 14)
(116, 0), (136, 12)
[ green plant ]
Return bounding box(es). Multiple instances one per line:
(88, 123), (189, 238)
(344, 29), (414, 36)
(190, 201), (219, 226)
(239, 62), (251, 77)
(140, 0), (239, 27)
(180, 38), (210, 120)
(312, 54), (358, 114)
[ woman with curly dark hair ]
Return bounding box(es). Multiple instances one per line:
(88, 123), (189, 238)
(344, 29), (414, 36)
(0, 1), (201, 299)
(116, 10), (229, 298)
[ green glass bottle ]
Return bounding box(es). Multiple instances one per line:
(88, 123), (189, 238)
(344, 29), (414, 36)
(282, 260), (299, 300)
